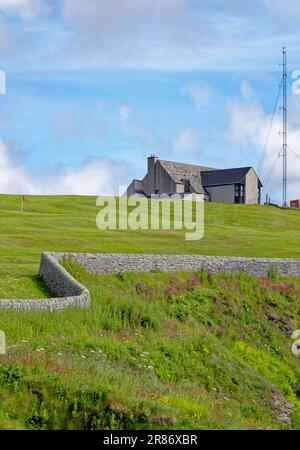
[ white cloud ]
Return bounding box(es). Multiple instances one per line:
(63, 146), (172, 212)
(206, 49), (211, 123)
(96, 99), (105, 109)
(0, 0), (299, 70)
(53, 108), (106, 141)
(52, 157), (131, 196)
(224, 86), (300, 202)
(240, 82), (255, 102)
(0, 0), (52, 21)
(0, 17), (27, 61)
(0, 139), (131, 195)
(117, 105), (150, 141)
(173, 127), (201, 155)
(0, 139), (34, 193)
(262, 0), (300, 30)
(224, 99), (267, 147)
(118, 105), (132, 122)
(180, 82), (213, 110)
(61, 0), (185, 40)
(0, 1), (54, 65)
(53, 0), (300, 71)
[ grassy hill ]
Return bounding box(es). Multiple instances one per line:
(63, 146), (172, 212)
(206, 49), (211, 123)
(1, 194), (300, 430)
(0, 262), (300, 429)
(0, 194), (300, 299)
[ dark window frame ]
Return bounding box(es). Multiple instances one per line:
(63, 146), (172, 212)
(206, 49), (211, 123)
(234, 183), (245, 204)
(182, 178), (191, 193)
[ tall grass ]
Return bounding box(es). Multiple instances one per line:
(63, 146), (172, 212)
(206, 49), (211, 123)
(1, 264), (300, 429)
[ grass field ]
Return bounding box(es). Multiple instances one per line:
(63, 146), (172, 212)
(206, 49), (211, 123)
(0, 263), (300, 429)
(0, 194), (300, 299)
(1, 194), (300, 430)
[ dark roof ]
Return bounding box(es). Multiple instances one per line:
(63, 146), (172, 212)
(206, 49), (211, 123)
(159, 159), (217, 194)
(201, 167), (263, 187)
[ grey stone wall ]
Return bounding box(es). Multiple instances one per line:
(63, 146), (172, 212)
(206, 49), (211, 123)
(0, 252), (90, 311)
(52, 252), (300, 278)
(1, 251), (300, 312)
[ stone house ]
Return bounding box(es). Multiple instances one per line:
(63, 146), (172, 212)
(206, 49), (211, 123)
(126, 156), (262, 204)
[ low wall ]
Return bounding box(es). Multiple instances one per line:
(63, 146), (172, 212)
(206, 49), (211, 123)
(0, 253), (90, 311)
(56, 252), (300, 278)
(1, 252), (300, 311)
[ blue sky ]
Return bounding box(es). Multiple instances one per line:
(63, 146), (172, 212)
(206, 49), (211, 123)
(0, 0), (300, 200)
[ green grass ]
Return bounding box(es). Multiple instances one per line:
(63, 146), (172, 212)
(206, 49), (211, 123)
(0, 194), (300, 298)
(1, 264), (300, 429)
(1, 194), (300, 429)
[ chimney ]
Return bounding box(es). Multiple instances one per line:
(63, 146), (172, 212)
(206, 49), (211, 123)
(147, 155), (159, 174)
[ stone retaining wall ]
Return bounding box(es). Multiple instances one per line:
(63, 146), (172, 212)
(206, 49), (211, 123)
(1, 252), (300, 311)
(56, 252), (300, 278)
(0, 252), (90, 311)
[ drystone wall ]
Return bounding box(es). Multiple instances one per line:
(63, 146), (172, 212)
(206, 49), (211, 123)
(56, 252), (300, 278)
(1, 251), (300, 311)
(0, 252), (90, 311)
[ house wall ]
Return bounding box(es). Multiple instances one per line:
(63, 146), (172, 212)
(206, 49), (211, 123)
(143, 159), (177, 196)
(205, 184), (235, 203)
(245, 168), (259, 204)
(290, 199), (300, 208)
(175, 183), (185, 194)
(126, 179), (143, 196)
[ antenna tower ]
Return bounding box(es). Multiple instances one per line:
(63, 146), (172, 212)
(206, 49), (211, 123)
(282, 47), (288, 207)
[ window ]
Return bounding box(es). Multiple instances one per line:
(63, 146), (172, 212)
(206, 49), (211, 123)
(234, 184), (245, 204)
(182, 178), (191, 193)
(234, 184), (239, 198)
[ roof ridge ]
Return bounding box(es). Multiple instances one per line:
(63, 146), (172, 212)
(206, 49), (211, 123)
(159, 159), (217, 170)
(206, 166), (252, 173)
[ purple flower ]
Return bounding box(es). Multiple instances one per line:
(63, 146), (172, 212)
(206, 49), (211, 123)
(165, 285), (179, 297)
(207, 271), (213, 285)
(134, 283), (150, 298)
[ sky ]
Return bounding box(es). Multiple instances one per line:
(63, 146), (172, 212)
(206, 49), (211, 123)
(0, 0), (300, 202)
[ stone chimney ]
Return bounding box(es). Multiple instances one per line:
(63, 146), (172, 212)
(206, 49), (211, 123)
(147, 155), (159, 174)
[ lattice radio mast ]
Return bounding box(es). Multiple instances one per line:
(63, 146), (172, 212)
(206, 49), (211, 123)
(282, 47), (288, 207)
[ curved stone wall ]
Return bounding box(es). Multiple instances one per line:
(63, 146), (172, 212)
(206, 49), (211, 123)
(1, 251), (300, 311)
(0, 252), (90, 311)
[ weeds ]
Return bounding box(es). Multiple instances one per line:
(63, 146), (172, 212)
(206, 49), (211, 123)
(1, 266), (300, 429)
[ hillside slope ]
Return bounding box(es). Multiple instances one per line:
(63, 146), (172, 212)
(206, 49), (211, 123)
(0, 264), (300, 429)
(1, 195), (300, 429)
(0, 194), (300, 298)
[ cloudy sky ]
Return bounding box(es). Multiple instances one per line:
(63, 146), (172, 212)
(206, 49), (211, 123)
(0, 0), (300, 201)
